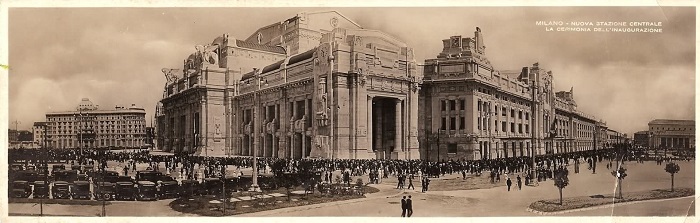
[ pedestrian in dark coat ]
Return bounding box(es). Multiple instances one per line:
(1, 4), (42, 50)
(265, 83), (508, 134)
(506, 177), (512, 191)
(401, 196), (407, 217)
(406, 195), (414, 217)
(517, 175), (522, 190)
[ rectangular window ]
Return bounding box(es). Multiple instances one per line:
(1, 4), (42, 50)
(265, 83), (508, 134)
(519, 111), (523, 119)
(450, 117), (456, 130)
(441, 100), (446, 111)
(448, 143), (457, 153)
(525, 124), (529, 134)
(477, 116), (481, 130)
(511, 109), (515, 118)
(495, 105), (499, 115)
(525, 112), (529, 120)
(460, 117), (465, 130)
(460, 99), (465, 110)
(441, 118), (446, 130)
(511, 122), (515, 133)
(450, 100), (456, 111)
(478, 100), (481, 112)
(495, 120), (499, 132)
(502, 121), (507, 132)
(519, 124), (523, 133)
(502, 107), (507, 116)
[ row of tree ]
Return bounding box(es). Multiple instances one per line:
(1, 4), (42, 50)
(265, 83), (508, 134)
(553, 162), (682, 205)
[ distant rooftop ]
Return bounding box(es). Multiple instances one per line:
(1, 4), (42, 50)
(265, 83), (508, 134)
(648, 119), (695, 125)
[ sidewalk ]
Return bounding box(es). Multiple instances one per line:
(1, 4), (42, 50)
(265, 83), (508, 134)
(237, 183), (405, 216)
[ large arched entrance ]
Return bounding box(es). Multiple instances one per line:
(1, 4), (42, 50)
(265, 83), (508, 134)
(371, 96), (402, 159)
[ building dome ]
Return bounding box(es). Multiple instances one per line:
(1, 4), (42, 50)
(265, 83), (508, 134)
(77, 98), (98, 111)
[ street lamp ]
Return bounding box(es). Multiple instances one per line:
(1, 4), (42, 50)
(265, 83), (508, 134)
(250, 70), (267, 192)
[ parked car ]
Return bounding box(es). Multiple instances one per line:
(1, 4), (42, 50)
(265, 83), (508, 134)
(91, 170), (120, 183)
(53, 170), (78, 183)
(14, 170), (40, 185)
(136, 181), (158, 201)
(10, 180), (32, 198)
(136, 171), (163, 184)
(32, 181), (50, 199)
(180, 180), (200, 197)
(93, 182), (116, 201)
(159, 180), (180, 199)
(115, 182), (136, 201)
(52, 181), (71, 199)
(71, 181), (91, 200)
(51, 164), (66, 175)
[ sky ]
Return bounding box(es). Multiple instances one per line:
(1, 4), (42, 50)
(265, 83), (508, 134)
(7, 6), (695, 136)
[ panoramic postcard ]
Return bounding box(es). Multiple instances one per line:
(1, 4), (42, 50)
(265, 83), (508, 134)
(4, 5), (696, 220)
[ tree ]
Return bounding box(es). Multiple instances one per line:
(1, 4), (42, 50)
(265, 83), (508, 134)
(610, 166), (628, 199)
(664, 162), (681, 192)
(553, 167), (569, 205)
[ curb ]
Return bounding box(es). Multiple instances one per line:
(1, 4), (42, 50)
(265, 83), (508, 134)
(237, 186), (405, 216)
(526, 195), (696, 215)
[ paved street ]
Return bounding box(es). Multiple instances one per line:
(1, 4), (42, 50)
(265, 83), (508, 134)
(9, 160), (694, 217)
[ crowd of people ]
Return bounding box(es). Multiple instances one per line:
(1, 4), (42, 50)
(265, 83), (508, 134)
(9, 144), (676, 186)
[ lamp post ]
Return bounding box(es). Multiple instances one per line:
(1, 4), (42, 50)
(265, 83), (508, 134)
(250, 70), (266, 192)
(40, 123), (48, 216)
(529, 79), (538, 185)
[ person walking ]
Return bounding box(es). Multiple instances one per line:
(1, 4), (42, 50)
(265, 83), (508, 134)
(406, 195), (414, 217)
(401, 196), (407, 217)
(506, 177), (512, 191)
(408, 174), (415, 190)
(516, 175), (522, 190)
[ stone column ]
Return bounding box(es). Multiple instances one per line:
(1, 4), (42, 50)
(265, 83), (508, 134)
(408, 91), (419, 160)
(273, 103), (279, 158)
(367, 96), (373, 154)
(291, 100), (297, 158)
(395, 99), (403, 159)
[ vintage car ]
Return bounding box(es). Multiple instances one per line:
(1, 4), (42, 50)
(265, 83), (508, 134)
(158, 180), (180, 199)
(71, 181), (91, 200)
(91, 170), (120, 183)
(180, 180), (200, 197)
(115, 182), (136, 201)
(136, 170), (163, 184)
(136, 181), (158, 201)
(10, 180), (32, 198)
(202, 178), (223, 195)
(32, 181), (50, 199)
(52, 181), (71, 199)
(71, 165), (83, 173)
(116, 175), (134, 184)
(93, 182), (116, 201)
(13, 170), (40, 185)
(53, 170), (78, 183)
(51, 164), (66, 175)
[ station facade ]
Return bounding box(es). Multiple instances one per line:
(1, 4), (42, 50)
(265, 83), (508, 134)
(157, 11), (619, 160)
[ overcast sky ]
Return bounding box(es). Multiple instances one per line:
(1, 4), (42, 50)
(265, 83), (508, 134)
(8, 7), (695, 136)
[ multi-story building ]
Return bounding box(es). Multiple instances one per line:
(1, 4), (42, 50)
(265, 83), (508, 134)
(648, 119), (694, 149)
(45, 98), (147, 149)
(157, 11), (421, 159)
(32, 122), (49, 148)
(157, 11), (620, 160)
(634, 130), (650, 148)
(419, 29), (606, 161)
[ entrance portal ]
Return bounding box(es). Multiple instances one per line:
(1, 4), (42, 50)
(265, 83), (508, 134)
(371, 97), (399, 159)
